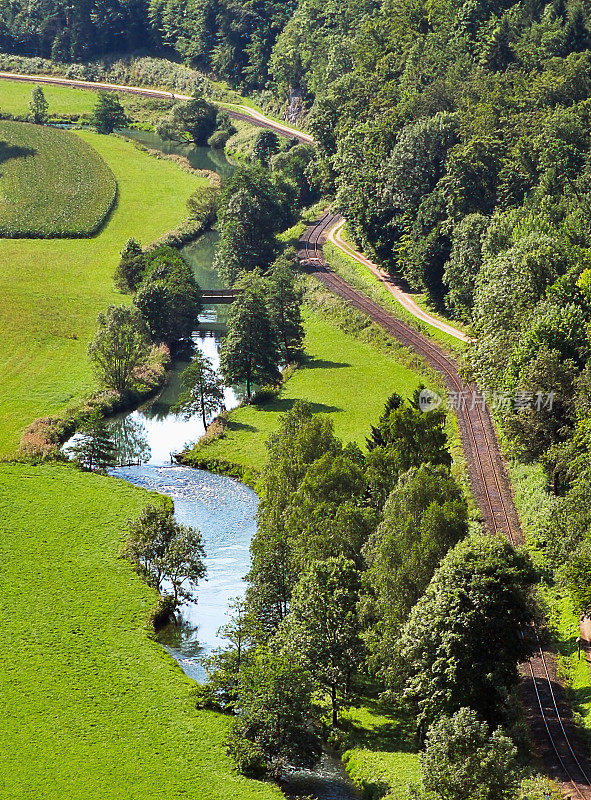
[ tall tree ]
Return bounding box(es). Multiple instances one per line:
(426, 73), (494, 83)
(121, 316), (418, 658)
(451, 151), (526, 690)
(173, 351), (225, 430)
(123, 504), (206, 608)
(363, 464), (468, 681)
(247, 401), (343, 635)
(156, 95), (219, 145)
(397, 534), (536, 729)
(266, 252), (304, 363)
(280, 556), (363, 727)
(68, 410), (116, 471)
(29, 85), (48, 124)
(252, 129), (280, 165)
(87, 305), (150, 395)
(226, 647), (321, 778)
(91, 92), (128, 134)
(220, 272), (280, 398)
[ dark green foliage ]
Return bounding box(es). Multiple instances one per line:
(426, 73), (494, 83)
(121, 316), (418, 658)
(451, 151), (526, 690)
(247, 400), (344, 633)
(397, 534), (536, 729)
(365, 386), (451, 507)
(122, 503), (206, 608)
(156, 96), (222, 146)
(225, 647), (321, 778)
(266, 251), (304, 363)
(133, 246), (202, 343)
(87, 304), (150, 395)
(278, 556), (363, 726)
(411, 708), (519, 800)
(252, 130), (280, 166)
(29, 85), (48, 124)
(91, 92), (128, 135)
(68, 410), (116, 471)
(0, 0), (151, 60)
(213, 165), (290, 286)
(363, 464), (468, 682)
(114, 238), (144, 293)
(219, 271), (281, 397)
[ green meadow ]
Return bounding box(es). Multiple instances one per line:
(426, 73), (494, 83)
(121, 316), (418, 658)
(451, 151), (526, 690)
(0, 80), (426, 799)
(194, 310), (423, 471)
(0, 120), (116, 237)
(0, 463), (282, 800)
(0, 129), (205, 455)
(0, 77), (98, 116)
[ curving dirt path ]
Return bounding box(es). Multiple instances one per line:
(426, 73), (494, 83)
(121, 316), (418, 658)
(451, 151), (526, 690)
(300, 212), (591, 800)
(0, 71), (313, 143)
(326, 216), (472, 343)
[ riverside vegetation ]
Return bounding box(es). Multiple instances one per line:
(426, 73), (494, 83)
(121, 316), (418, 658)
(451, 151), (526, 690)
(1, 5), (589, 798)
(0, 93), (285, 798)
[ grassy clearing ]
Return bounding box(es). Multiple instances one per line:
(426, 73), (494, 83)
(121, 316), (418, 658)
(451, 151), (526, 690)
(0, 77), (176, 125)
(189, 306), (425, 471)
(0, 78), (97, 117)
(339, 702), (419, 800)
(0, 130), (204, 455)
(0, 463), (282, 800)
(0, 120), (116, 237)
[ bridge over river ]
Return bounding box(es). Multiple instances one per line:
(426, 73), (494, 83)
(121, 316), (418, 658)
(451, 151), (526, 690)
(199, 289), (239, 304)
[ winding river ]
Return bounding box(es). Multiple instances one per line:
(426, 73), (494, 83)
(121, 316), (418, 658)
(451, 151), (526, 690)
(74, 133), (359, 799)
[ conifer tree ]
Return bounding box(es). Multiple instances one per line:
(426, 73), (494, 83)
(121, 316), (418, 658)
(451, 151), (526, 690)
(220, 272), (280, 398)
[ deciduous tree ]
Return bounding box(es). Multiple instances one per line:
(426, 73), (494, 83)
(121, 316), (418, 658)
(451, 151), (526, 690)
(173, 351), (225, 429)
(87, 304), (150, 394)
(219, 272), (280, 398)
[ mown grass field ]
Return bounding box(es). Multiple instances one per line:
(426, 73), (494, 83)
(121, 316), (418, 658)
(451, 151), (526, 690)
(0, 120), (116, 237)
(0, 130), (205, 455)
(0, 463), (282, 800)
(0, 77), (97, 117)
(196, 309), (423, 471)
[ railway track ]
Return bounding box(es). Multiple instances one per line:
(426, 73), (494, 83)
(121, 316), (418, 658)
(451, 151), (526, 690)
(0, 71), (313, 143)
(299, 212), (591, 800)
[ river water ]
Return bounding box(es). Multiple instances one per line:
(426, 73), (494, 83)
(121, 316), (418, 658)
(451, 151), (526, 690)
(70, 132), (359, 799)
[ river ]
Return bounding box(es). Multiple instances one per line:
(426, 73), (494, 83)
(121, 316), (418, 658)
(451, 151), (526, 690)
(69, 132), (359, 800)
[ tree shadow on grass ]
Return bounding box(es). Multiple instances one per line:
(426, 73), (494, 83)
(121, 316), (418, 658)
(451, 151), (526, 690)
(226, 419), (258, 432)
(257, 397), (342, 415)
(0, 141), (36, 166)
(302, 355), (351, 370)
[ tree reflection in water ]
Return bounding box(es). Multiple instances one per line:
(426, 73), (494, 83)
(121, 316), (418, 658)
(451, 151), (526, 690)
(110, 416), (151, 465)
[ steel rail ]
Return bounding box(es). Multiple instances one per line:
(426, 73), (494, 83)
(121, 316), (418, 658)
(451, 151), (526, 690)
(299, 211), (591, 799)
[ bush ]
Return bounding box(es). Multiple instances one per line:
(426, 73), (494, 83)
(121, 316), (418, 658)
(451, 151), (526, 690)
(250, 385), (280, 405)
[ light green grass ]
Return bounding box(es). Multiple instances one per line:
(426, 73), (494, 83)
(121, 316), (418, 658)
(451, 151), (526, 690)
(340, 703), (419, 800)
(0, 78), (97, 116)
(323, 240), (467, 355)
(336, 224), (472, 342)
(199, 309), (423, 470)
(0, 120), (116, 237)
(0, 77), (176, 125)
(0, 130), (205, 455)
(0, 463), (282, 800)
(508, 459), (591, 740)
